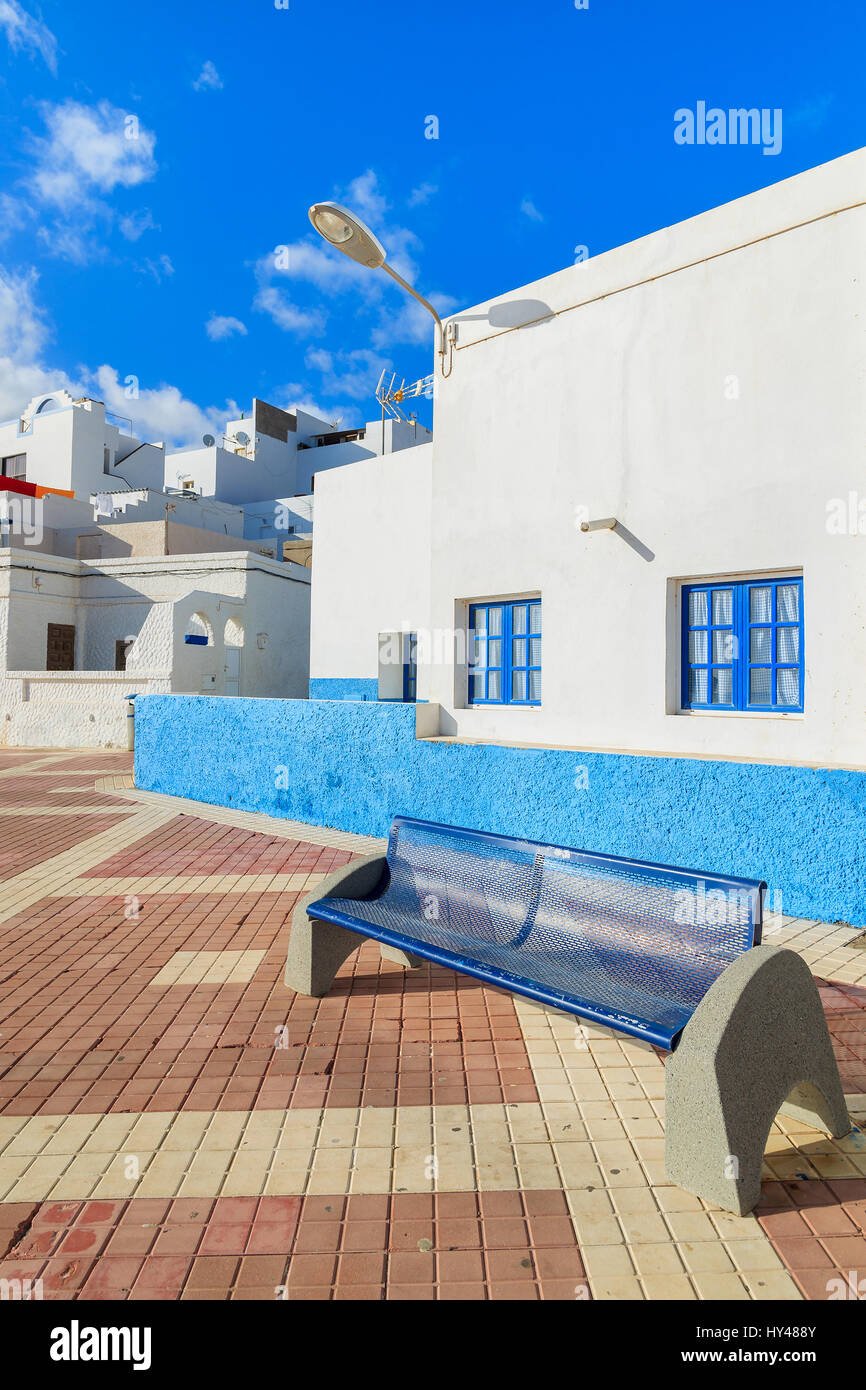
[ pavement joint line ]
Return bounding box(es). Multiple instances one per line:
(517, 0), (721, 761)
(46, 873), (328, 897)
(0, 753), (104, 779)
(93, 780), (387, 854)
(0, 807), (182, 926)
(0, 806), (141, 816)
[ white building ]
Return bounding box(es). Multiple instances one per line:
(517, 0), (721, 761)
(0, 390), (166, 497)
(0, 383), (431, 744)
(165, 398), (431, 506)
(310, 146), (866, 768)
(0, 548), (310, 747)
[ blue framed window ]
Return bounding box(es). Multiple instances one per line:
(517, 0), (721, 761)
(682, 576), (803, 713)
(469, 599), (541, 706)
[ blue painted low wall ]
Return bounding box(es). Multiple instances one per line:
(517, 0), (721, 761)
(134, 695), (866, 926)
(308, 677), (379, 701)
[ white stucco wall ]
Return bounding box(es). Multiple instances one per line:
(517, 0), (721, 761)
(1, 672), (171, 749)
(0, 549), (312, 747)
(312, 148), (866, 767)
(0, 394), (166, 500)
(310, 444), (432, 684)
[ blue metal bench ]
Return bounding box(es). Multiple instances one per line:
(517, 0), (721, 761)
(285, 815), (851, 1214)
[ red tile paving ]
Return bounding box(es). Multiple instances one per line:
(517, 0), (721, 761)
(756, 1179), (866, 1298)
(0, 814), (127, 879)
(82, 814), (356, 878)
(0, 774), (134, 813)
(0, 1191), (586, 1300)
(1, 747), (865, 1301)
(0, 883), (535, 1115)
(819, 981), (866, 1093)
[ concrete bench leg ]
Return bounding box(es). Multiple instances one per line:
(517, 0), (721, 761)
(380, 943), (426, 970)
(665, 945), (851, 1216)
(284, 854), (423, 996)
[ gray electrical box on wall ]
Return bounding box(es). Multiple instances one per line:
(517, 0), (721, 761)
(378, 631), (403, 701)
(378, 631), (418, 702)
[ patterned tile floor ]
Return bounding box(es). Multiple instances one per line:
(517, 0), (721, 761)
(0, 748), (865, 1301)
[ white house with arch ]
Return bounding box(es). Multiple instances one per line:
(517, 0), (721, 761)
(0, 549), (310, 748)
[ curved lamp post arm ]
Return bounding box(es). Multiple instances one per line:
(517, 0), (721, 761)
(382, 262), (446, 362)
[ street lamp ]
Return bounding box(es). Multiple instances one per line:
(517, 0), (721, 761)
(308, 201), (448, 369)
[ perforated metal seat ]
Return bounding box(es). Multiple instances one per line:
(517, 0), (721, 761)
(307, 817), (765, 1049)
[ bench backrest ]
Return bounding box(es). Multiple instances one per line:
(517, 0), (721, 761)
(384, 816), (765, 1014)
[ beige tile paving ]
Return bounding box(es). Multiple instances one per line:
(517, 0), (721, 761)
(93, 778), (387, 854)
(61, 871), (325, 898)
(511, 995), (866, 1303)
(4, 750), (866, 1305)
(0, 805), (180, 926)
(0, 1101), (570, 1203)
(149, 949), (267, 988)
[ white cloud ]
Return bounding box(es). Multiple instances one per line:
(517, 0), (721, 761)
(275, 383), (360, 430)
(253, 169), (444, 351)
(520, 197), (544, 223)
(36, 220), (102, 265)
(257, 241), (370, 296)
(19, 100), (159, 264)
(193, 60), (223, 92)
(370, 289), (458, 350)
(119, 208), (157, 241)
(0, 263), (75, 420)
(0, 193), (34, 243)
(0, 259), (234, 446)
(90, 365), (225, 445)
(31, 100), (157, 210)
(206, 313), (247, 341)
(304, 346), (391, 402)
(0, 263), (49, 362)
(253, 285), (326, 336)
(139, 254), (174, 282)
(0, 0), (57, 73)
(408, 182), (437, 208)
(304, 348), (333, 373)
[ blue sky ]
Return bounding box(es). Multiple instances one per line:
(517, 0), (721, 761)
(0, 0), (864, 443)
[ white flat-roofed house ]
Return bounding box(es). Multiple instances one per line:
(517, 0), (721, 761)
(309, 146), (866, 769)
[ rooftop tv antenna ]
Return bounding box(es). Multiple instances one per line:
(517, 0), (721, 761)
(375, 370), (434, 421)
(202, 433), (215, 448)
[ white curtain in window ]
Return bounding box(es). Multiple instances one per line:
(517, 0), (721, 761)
(777, 669), (800, 705)
(750, 586), (772, 622)
(689, 591), (707, 626)
(712, 589), (733, 625)
(777, 584), (799, 622)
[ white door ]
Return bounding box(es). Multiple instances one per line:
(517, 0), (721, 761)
(224, 646), (241, 696)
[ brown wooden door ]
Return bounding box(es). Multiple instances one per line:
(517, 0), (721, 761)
(46, 623), (75, 671)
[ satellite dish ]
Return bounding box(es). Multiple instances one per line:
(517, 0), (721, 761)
(202, 433), (215, 448)
(235, 431), (250, 446)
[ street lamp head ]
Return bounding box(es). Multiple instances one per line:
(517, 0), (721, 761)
(308, 198), (451, 372)
(308, 201), (387, 269)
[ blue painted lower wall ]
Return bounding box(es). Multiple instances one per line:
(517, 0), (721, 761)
(133, 695), (866, 926)
(308, 677), (379, 701)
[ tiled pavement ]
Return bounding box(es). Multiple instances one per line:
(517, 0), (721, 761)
(0, 749), (865, 1300)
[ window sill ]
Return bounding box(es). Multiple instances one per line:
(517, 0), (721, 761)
(463, 704), (542, 711)
(674, 709), (804, 721)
